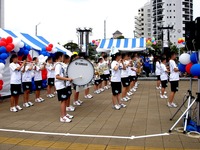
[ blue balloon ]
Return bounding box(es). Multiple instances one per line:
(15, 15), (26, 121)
(42, 47), (46, 51)
(23, 50), (29, 56)
(40, 51), (46, 56)
(190, 52), (199, 64)
(45, 52), (50, 57)
(178, 63), (186, 73)
(25, 45), (31, 51)
(190, 64), (200, 76)
(0, 53), (8, 60)
(0, 59), (6, 64)
(0, 46), (6, 53)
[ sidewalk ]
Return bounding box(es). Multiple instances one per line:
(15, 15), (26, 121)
(0, 80), (200, 150)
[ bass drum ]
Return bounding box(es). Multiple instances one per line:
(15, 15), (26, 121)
(67, 58), (94, 86)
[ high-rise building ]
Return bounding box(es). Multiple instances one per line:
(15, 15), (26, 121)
(0, 0), (4, 28)
(134, 2), (151, 38)
(151, 0), (193, 46)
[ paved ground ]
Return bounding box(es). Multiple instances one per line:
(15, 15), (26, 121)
(0, 80), (200, 150)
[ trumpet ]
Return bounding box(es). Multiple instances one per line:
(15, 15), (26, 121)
(19, 61), (35, 64)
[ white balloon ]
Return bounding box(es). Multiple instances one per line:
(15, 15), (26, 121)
(179, 53), (191, 65)
(14, 47), (20, 53)
(0, 74), (2, 79)
(0, 63), (5, 71)
(19, 42), (25, 48)
(13, 38), (21, 47)
(52, 48), (57, 53)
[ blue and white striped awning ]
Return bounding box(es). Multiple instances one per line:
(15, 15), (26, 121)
(96, 38), (146, 53)
(0, 28), (72, 56)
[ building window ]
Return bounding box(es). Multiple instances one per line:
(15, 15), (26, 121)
(141, 14), (144, 16)
(174, 10), (175, 12)
(167, 4), (168, 6)
(174, 16), (175, 18)
(141, 9), (143, 11)
(167, 16), (168, 18)
(169, 3), (171, 6)
(170, 10), (171, 12)
(170, 16), (172, 18)
(148, 14), (150, 17)
(174, 4), (175, 6)
(148, 9), (150, 12)
(167, 10), (168, 12)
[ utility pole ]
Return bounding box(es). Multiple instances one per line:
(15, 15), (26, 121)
(104, 20), (106, 39)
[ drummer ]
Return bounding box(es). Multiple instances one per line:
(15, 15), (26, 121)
(63, 54), (75, 112)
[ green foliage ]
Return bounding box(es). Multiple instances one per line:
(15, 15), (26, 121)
(117, 36), (125, 39)
(63, 42), (79, 52)
(88, 43), (97, 60)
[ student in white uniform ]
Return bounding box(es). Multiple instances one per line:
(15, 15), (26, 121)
(9, 54), (25, 112)
(54, 52), (73, 123)
(111, 52), (126, 110)
(33, 57), (45, 103)
(83, 55), (93, 99)
(93, 61), (101, 94)
(21, 55), (34, 108)
(168, 52), (179, 108)
(121, 53), (131, 102)
(102, 55), (110, 90)
(129, 54), (138, 93)
(155, 57), (161, 89)
(63, 54), (75, 112)
(98, 57), (105, 93)
(160, 57), (169, 99)
(46, 56), (55, 98)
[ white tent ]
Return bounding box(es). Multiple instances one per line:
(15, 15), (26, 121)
(96, 38), (146, 54)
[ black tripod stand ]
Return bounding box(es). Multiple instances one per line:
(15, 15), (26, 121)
(169, 89), (200, 133)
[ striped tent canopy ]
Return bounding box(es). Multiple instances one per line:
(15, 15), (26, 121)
(96, 38), (146, 54)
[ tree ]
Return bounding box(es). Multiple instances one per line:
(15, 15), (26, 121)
(63, 42), (79, 52)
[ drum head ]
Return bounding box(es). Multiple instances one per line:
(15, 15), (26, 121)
(67, 58), (94, 86)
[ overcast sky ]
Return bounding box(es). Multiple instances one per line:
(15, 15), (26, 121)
(4, 0), (200, 45)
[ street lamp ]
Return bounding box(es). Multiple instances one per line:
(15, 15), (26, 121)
(35, 22), (41, 36)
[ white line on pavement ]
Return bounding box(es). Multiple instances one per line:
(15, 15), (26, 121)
(0, 128), (169, 139)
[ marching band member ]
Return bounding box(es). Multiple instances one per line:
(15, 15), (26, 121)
(111, 52), (126, 110)
(83, 55), (93, 99)
(129, 54), (138, 93)
(102, 55), (110, 90)
(121, 53), (131, 102)
(46, 56), (55, 98)
(93, 61), (101, 94)
(33, 57), (45, 103)
(98, 57), (105, 93)
(21, 55), (34, 108)
(155, 57), (161, 90)
(9, 54), (25, 112)
(168, 52), (179, 108)
(63, 54), (75, 112)
(160, 57), (169, 99)
(54, 52), (73, 123)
